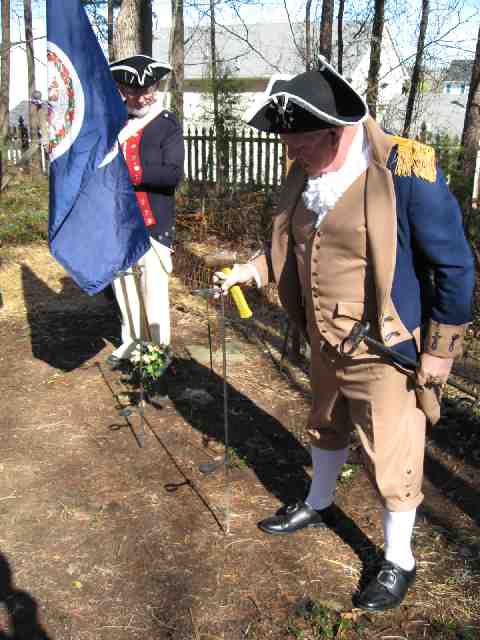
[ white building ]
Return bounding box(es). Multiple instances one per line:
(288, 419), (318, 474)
(153, 21), (409, 129)
(443, 59), (473, 95)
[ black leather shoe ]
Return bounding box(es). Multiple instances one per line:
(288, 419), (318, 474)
(355, 561), (416, 611)
(258, 501), (327, 535)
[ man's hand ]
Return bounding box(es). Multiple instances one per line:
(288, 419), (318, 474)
(417, 352), (454, 387)
(212, 264), (255, 296)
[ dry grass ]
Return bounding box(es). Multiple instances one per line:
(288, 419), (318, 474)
(0, 244), (113, 319)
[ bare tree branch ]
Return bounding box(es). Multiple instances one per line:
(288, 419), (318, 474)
(215, 21), (282, 73)
(282, 0), (304, 63)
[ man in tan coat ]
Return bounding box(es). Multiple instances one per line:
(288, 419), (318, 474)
(215, 61), (474, 611)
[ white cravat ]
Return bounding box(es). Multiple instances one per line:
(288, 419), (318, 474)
(302, 126), (371, 228)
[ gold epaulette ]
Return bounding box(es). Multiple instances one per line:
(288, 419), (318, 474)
(389, 135), (437, 183)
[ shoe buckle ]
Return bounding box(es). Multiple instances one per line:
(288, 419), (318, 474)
(377, 569), (396, 589)
(286, 503), (300, 514)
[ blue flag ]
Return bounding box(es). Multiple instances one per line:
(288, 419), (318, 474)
(47, 0), (150, 295)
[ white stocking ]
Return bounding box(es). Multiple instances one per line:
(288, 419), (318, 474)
(305, 446), (349, 511)
(383, 508), (416, 571)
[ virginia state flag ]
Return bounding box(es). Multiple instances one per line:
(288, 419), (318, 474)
(47, 0), (150, 295)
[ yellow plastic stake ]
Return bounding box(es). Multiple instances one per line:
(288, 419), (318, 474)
(222, 267), (253, 319)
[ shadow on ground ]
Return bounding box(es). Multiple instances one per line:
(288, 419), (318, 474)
(22, 265), (120, 372)
(0, 552), (51, 640)
(164, 356), (382, 596)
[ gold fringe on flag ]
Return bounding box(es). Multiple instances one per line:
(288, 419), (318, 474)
(389, 135), (437, 183)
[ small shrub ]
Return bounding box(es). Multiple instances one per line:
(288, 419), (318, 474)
(0, 174), (48, 246)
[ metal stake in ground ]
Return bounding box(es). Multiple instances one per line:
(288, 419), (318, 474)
(191, 286), (230, 532)
(220, 294), (231, 534)
(116, 264), (151, 448)
(193, 252), (251, 476)
(133, 265), (147, 448)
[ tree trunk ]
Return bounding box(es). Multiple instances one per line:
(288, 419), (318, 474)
(113, 0), (152, 58)
(319, 0), (334, 63)
(366, 0), (385, 119)
(108, 0), (114, 60)
(305, 0), (313, 71)
(141, 0), (152, 56)
(24, 0), (35, 102)
(403, 0), (429, 138)
(209, 0), (223, 193)
(169, 0), (184, 123)
(337, 0), (345, 75)
(24, 0), (37, 171)
(461, 25), (480, 187)
(0, 0), (11, 141)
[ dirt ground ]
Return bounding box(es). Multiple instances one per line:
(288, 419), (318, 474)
(0, 244), (479, 640)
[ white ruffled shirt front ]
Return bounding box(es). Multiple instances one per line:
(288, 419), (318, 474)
(302, 126), (371, 228)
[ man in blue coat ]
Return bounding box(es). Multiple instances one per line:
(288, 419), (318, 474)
(107, 55), (184, 370)
(216, 61), (475, 611)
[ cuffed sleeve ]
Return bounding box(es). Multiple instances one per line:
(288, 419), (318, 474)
(424, 320), (467, 359)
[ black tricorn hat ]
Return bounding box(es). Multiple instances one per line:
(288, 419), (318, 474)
(109, 55), (171, 88)
(244, 60), (368, 133)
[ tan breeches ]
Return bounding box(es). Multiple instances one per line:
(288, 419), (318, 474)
(112, 237), (171, 359)
(308, 342), (426, 512)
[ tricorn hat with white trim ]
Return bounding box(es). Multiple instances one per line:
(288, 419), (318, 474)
(244, 60), (368, 133)
(109, 55), (171, 89)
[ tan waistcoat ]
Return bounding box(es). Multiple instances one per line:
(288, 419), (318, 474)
(252, 117), (417, 353)
(292, 172), (378, 354)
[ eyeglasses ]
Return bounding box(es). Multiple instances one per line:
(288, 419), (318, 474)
(119, 83), (158, 98)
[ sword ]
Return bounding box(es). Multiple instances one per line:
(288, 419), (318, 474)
(341, 321), (474, 396)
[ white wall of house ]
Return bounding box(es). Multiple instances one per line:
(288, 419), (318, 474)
(156, 21), (409, 130)
(179, 91), (257, 131)
(349, 31), (408, 115)
(443, 81), (470, 95)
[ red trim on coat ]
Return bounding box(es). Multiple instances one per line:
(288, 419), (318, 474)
(121, 129), (156, 227)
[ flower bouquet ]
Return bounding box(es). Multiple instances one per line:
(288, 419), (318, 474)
(129, 342), (173, 397)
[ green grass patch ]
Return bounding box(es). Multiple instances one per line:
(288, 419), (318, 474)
(0, 174), (48, 246)
(338, 463), (362, 484)
(226, 446), (249, 469)
(287, 600), (364, 639)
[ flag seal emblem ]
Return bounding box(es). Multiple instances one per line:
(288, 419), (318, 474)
(47, 41), (85, 162)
